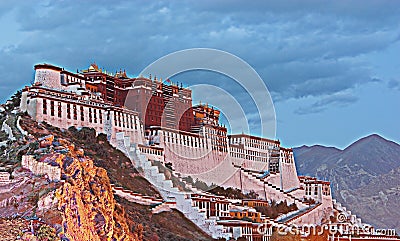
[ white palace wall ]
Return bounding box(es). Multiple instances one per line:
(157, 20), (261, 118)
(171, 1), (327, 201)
(149, 128), (228, 175)
(280, 149), (301, 191)
(20, 87), (144, 146)
(34, 68), (63, 90)
(145, 127), (303, 196)
(34, 66), (85, 92)
(0, 172), (10, 186)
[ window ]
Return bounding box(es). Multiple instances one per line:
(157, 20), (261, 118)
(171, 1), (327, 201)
(50, 101), (55, 116)
(58, 102), (62, 118)
(67, 104), (71, 119)
(89, 108), (92, 123)
(80, 106), (84, 121)
(73, 105), (77, 120)
(43, 99), (47, 114)
(94, 109), (97, 123)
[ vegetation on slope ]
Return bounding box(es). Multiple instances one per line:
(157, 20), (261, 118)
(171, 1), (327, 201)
(20, 116), (160, 197)
(116, 196), (214, 241)
(19, 114), (216, 240)
(182, 175), (259, 200)
(55, 143), (139, 241)
(0, 133), (140, 240)
(254, 200), (298, 219)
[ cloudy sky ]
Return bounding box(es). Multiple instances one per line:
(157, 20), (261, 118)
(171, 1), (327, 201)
(0, 0), (399, 148)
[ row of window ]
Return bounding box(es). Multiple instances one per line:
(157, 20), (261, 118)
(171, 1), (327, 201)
(205, 128), (226, 136)
(113, 111), (138, 130)
(43, 99), (104, 124)
(305, 185), (319, 196)
(305, 184), (330, 196)
(42, 99), (141, 130)
(162, 131), (208, 148)
(280, 151), (293, 163)
(281, 156), (294, 163)
(163, 135), (207, 148)
(230, 147), (271, 157)
(230, 137), (279, 150)
(42, 99), (103, 124)
(230, 152), (269, 162)
(269, 162), (280, 173)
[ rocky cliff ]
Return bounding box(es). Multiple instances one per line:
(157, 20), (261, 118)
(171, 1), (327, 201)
(0, 131), (140, 240)
(55, 143), (139, 241)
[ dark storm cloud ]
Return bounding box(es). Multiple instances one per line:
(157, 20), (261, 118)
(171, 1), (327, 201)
(294, 92), (359, 115)
(0, 0), (399, 108)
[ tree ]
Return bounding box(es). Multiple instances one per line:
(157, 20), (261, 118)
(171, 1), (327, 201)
(36, 225), (57, 241)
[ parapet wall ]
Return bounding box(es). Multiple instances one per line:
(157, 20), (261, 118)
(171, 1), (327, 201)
(281, 161), (301, 191)
(289, 195), (334, 226)
(21, 155), (61, 181)
(0, 172), (10, 186)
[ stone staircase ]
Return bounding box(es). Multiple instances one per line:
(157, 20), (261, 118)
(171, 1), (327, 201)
(111, 184), (163, 206)
(115, 134), (316, 238)
(332, 199), (363, 227)
(151, 201), (177, 214)
(277, 203), (322, 224)
(233, 164), (310, 208)
(16, 116), (28, 136)
(127, 143), (231, 240)
(241, 167), (330, 225)
(1, 115), (15, 144)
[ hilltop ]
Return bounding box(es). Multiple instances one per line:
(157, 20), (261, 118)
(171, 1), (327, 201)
(0, 93), (215, 241)
(0, 120), (140, 240)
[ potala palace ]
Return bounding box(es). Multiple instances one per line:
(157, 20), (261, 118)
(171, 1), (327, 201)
(18, 63), (396, 241)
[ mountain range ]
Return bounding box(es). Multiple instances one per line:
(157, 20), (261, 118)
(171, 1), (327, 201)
(293, 134), (400, 232)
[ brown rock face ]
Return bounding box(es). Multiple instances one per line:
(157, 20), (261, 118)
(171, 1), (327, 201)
(56, 150), (139, 241)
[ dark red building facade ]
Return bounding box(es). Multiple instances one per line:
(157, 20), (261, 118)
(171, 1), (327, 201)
(82, 63), (194, 132)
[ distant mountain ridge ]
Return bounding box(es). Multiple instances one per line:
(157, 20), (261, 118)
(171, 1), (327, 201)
(295, 134), (400, 182)
(293, 134), (400, 232)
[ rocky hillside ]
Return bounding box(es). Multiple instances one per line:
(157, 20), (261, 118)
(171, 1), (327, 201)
(294, 134), (400, 232)
(0, 92), (215, 241)
(56, 146), (138, 240)
(19, 115), (214, 241)
(20, 116), (160, 198)
(342, 166), (400, 233)
(0, 130), (140, 240)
